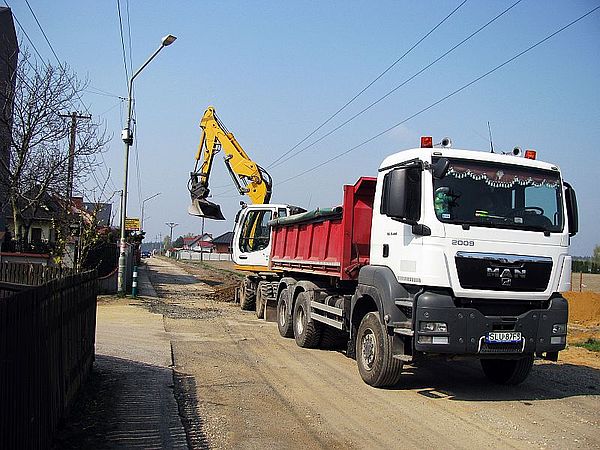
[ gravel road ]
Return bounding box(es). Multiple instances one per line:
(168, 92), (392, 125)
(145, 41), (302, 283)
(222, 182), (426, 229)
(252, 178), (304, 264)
(146, 257), (600, 449)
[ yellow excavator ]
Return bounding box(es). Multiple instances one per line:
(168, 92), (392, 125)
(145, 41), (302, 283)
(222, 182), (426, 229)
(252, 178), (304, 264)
(188, 106), (303, 315)
(188, 106), (273, 220)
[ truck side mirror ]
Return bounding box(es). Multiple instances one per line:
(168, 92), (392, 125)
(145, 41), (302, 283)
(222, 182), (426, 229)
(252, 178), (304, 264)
(431, 158), (450, 179)
(380, 167), (421, 223)
(565, 182), (578, 237)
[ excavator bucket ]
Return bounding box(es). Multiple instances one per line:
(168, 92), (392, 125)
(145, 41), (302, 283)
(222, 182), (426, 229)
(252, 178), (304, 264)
(188, 198), (226, 220)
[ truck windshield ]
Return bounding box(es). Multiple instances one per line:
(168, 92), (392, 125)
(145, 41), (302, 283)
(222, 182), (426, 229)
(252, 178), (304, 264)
(432, 158), (563, 233)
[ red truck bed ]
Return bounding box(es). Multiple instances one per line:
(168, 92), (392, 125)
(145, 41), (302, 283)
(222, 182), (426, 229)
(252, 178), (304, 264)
(269, 177), (376, 280)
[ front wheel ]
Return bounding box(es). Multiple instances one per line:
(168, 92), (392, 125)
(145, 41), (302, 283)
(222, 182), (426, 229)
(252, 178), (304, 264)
(356, 312), (403, 387)
(239, 277), (256, 311)
(480, 355), (534, 385)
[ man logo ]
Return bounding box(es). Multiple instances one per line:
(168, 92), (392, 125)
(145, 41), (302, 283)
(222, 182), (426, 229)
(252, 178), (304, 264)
(487, 267), (526, 279)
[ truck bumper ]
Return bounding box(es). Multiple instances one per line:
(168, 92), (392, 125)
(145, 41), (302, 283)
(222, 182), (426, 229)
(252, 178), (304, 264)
(413, 291), (568, 358)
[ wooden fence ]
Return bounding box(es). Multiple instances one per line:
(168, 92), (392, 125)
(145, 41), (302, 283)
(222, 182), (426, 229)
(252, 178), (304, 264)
(0, 263), (97, 449)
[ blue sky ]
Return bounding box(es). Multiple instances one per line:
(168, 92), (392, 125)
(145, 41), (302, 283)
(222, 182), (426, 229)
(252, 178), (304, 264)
(7, 1), (600, 255)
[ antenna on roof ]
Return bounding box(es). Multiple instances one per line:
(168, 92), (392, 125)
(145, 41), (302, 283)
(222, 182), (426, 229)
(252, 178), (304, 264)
(487, 121), (494, 153)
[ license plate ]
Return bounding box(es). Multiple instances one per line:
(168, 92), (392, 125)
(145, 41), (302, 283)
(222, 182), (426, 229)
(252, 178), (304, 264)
(485, 331), (522, 343)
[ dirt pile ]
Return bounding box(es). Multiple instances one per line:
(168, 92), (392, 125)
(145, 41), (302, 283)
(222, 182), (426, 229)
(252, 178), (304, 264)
(564, 291), (600, 326)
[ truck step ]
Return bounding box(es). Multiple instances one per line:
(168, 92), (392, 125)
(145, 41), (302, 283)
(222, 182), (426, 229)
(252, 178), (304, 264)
(310, 301), (344, 318)
(311, 313), (345, 330)
(393, 354), (413, 363)
(394, 298), (413, 308)
(393, 327), (414, 336)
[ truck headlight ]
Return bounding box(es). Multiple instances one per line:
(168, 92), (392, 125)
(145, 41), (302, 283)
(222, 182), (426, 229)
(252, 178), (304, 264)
(552, 323), (567, 334)
(419, 321), (448, 333)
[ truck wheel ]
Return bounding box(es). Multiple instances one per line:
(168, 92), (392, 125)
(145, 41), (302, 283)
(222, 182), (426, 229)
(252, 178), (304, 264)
(320, 327), (348, 350)
(293, 292), (322, 348)
(277, 288), (294, 338)
(256, 281), (273, 319)
(239, 278), (256, 311)
(480, 355), (534, 385)
(356, 312), (403, 387)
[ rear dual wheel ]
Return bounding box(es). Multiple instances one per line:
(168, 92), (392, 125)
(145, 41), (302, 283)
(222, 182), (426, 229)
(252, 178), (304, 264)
(277, 288), (294, 338)
(293, 292), (321, 348)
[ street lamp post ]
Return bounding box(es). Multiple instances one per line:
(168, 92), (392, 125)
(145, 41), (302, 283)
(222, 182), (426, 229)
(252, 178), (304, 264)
(165, 222), (178, 251)
(141, 192), (161, 231)
(118, 34), (177, 295)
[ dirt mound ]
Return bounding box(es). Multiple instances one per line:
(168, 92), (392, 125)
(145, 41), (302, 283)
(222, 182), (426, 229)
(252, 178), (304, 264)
(564, 291), (600, 326)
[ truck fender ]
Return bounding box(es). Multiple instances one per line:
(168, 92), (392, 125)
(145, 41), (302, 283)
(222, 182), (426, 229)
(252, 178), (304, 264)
(352, 265), (413, 331)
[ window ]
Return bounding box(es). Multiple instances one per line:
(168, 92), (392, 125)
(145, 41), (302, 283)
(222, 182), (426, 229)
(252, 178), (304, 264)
(433, 158), (563, 233)
(239, 210), (273, 253)
(31, 227), (42, 243)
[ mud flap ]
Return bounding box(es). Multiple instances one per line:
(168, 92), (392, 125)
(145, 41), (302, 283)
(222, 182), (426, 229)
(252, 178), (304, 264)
(188, 198), (226, 220)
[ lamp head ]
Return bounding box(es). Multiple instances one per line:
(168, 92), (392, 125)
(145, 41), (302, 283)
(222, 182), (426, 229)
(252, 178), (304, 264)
(161, 34), (177, 46)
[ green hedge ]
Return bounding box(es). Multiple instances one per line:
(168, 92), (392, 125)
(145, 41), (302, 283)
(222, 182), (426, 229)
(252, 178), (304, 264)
(572, 260), (600, 274)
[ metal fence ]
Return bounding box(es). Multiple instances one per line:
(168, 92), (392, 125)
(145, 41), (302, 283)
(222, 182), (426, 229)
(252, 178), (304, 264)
(0, 263), (97, 449)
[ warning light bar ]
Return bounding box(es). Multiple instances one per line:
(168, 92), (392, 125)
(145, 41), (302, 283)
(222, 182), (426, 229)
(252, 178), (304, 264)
(420, 136), (433, 148)
(524, 149), (537, 160)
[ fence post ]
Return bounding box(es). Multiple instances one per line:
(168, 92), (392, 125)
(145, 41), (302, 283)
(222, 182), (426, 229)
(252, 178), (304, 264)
(132, 265), (138, 297)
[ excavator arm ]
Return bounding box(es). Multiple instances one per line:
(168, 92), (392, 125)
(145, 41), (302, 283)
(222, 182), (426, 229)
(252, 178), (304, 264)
(188, 106), (272, 220)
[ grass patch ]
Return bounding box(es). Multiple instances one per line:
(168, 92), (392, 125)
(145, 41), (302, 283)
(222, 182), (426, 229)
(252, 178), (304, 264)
(573, 338), (600, 352)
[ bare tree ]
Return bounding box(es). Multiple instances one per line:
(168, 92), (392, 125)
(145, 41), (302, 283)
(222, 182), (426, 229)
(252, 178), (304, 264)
(0, 47), (110, 253)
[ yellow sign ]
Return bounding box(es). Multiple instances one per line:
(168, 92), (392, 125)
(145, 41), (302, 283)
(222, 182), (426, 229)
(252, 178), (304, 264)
(125, 217), (140, 231)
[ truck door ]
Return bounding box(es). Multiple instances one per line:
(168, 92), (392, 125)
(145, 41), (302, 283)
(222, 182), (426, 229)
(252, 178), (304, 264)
(233, 207), (274, 267)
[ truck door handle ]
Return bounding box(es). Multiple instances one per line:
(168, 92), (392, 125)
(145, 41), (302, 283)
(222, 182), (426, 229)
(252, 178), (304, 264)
(383, 244), (389, 258)
(239, 255), (248, 259)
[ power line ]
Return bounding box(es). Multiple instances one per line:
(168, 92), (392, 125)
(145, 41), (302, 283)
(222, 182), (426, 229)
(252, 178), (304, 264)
(23, 0), (91, 115)
(116, 0), (130, 90)
(125, 0), (133, 76)
(85, 87), (125, 99)
(276, 4), (600, 187)
(269, 0), (522, 171)
(20, 1), (117, 198)
(4, 1), (46, 62)
(267, 0), (469, 169)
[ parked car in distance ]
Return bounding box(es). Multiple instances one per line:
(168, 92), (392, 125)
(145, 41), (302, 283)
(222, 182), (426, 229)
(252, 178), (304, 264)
(141, 251), (151, 258)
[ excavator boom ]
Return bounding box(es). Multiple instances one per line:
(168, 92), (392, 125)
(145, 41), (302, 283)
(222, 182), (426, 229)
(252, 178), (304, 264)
(188, 106), (272, 220)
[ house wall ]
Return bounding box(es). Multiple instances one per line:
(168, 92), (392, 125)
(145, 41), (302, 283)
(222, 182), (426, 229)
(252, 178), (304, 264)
(214, 243), (232, 254)
(5, 218), (56, 244)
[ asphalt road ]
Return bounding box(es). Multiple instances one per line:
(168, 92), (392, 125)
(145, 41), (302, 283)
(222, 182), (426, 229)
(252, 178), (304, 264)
(146, 257), (600, 450)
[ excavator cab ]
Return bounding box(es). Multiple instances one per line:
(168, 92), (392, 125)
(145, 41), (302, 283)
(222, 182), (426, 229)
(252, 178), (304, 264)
(187, 106), (272, 221)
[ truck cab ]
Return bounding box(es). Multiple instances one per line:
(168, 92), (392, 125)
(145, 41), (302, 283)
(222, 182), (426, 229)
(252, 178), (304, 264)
(352, 141), (578, 384)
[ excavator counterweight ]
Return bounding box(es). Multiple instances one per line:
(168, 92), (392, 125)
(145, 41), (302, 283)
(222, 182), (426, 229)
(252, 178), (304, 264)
(188, 106), (272, 220)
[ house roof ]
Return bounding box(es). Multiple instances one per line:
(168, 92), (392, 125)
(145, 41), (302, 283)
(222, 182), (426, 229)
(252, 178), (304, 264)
(83, 202), (112, 227)
(213, 231), (234, 245)
(183, 235), (215, 248)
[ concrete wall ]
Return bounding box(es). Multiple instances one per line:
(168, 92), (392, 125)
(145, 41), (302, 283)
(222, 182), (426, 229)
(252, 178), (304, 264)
(176, 250), (232, 262)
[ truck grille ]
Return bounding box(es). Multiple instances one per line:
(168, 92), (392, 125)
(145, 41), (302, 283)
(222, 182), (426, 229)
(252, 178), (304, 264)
(455, 252), (552, 292)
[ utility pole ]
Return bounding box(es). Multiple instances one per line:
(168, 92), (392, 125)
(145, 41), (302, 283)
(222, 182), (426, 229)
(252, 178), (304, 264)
(165, 222), (178, 250)
(200, 217), (205, 262)
(60, 112), (91, 198)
